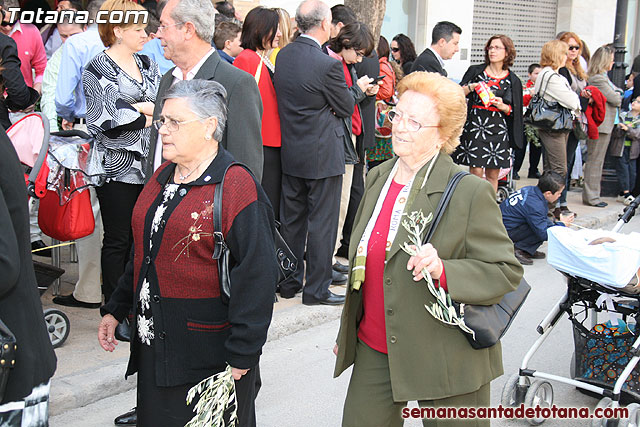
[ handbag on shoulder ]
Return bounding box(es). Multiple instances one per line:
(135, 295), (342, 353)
(424, 171), (531, 349)
(0, 318), (17, 402)
(524, 71), (574, 132)
(212, 163), (297, 303)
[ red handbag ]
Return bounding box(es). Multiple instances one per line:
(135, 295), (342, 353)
(38, 189), (95, 241)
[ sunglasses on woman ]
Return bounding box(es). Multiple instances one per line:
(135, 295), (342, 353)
(568, 45), (580, 51)
(391, 47), (400, 53)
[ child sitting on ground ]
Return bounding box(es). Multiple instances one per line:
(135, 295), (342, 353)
(500, 171), (574, 265)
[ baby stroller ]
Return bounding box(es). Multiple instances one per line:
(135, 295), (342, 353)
(496, 151), (516, 203)
(7, 113), (70, 348)
(501, 196), (640, 426)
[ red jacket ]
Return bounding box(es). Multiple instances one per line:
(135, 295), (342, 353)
(585, 85), (607, 139)
(233, 50), (281, 147)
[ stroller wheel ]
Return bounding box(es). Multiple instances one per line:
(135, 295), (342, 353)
(525, 380), (553, 425)
(591, 397), (614, 427)
(44, 308), (70, 348)
(619, 403), (640, 427)
(496, 186), (510, 204)
(501, 373), (530, 407)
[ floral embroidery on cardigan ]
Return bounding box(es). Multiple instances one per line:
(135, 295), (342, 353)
(172, 201), (215, 261)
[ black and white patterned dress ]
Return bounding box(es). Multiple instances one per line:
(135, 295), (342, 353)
(137, 182), (180, 346)
(455, 71), (513, 169)
(83, 51), (161, 184)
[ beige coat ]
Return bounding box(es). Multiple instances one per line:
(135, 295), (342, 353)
(588, 73), (623, 134)
(334, 153), (523, 401)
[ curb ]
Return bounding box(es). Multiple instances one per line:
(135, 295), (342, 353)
(574, 210), (621, 230)
(49, 302), (342, 415)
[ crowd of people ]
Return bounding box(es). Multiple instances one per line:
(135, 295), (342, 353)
(0, 0), (638, 425)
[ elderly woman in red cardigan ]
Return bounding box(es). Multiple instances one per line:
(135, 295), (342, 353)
(98, 79), (278, 427)
(233, 6), (283, 219)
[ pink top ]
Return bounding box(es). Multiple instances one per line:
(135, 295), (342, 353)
(10, 22), (47, 87)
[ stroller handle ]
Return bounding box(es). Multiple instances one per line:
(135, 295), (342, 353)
(51, 129), (92, 140)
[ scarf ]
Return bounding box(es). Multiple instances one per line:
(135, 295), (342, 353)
(350, 153), (439, 291)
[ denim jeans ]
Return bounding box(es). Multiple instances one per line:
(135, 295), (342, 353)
(616, 145), (637, 193)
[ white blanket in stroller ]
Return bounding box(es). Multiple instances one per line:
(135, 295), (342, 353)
(548, 227), (640, 288)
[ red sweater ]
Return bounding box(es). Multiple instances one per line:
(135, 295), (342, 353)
(233, 50), (281, 147)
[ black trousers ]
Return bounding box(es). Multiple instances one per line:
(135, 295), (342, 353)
(507, 223), (544, 256)
(261, 146), (281, 221)
(279, 173), (342, 299)
(95, 181), (142, 302)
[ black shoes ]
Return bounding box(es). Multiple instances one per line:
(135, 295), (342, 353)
(31, 240), (52, 257)
(531, 251), (546, 259)
(332, 270), (347, 285)
(114, 408), (137, 425)
(593, 201), (608, 208)
(514, 248), (533, 266)
(528, 170), (541, 179)
(513, 171), (520, 180)
(52, 294), (101, 309)
(302, 291), (345, 306)
(332, 261), (349, 274)
(278, 287), (302, 299)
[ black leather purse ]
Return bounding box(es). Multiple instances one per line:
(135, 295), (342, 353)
(524, 72), (573, 132)
(213, 163), (297, 303)
(424, 171), (531, 350)
(0, 318), (17, 402)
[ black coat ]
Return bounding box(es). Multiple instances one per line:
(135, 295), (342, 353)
(354, 53), (380, 152)
(460, 64), (524, 150)
(274, 36), (354, 179)
(0, 34), (40, 130)
(0, 129), (56, 403)
(411, 48), (447, 76)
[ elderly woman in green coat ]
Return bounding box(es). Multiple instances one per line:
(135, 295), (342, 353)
(334, 72), (523, 427)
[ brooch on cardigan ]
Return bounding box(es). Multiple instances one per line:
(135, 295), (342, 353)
(172, 203), (214, 262)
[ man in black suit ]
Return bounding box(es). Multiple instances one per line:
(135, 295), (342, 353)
(143, 0), (263, 182)
(274, 0), (355, 305)
(411, 21), (462, 77)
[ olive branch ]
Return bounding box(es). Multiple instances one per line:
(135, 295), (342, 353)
(399, 210), (475, 339)
(185, 365), (237, 427)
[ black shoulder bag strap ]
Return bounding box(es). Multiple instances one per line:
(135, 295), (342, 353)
(213, 162), (255, 302)
(423, 171), (469, 244)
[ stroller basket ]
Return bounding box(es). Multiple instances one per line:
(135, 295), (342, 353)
(567, 275), (640, 403)
(34, 260), (65, 295)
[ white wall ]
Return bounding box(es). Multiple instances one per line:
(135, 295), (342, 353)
(556, 0), (616, 56)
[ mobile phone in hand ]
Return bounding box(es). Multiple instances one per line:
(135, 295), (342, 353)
(371, 75), (386, 84)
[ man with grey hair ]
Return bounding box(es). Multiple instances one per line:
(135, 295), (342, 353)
(145, 0), (263, 181)
(274, 0), (355, 306)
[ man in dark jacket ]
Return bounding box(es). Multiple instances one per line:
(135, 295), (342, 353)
(500, 171), (572, 265)
(410, 21), (461, 76)
(274, 0), (354, 305)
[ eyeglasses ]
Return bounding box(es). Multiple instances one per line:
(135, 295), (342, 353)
(157, 22), (183, 33)
(153, 116), (211, 132)
(391, 47), (400, 53)
(487, 46), (505, 51)
(388, 110), (439, 132)
(568, 45), (580, 51)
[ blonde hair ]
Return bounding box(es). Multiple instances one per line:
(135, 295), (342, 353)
(396, 72), (466, 154)
(558, 32), (587, 80)
(540, 40), (569, 70)
(588, 45), (614, 77)
(98, 0), (147, 47)
(275, 8), (293, 49)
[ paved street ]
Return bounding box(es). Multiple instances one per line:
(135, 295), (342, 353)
(49, 214), (640, 426)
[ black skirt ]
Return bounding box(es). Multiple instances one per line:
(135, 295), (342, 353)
(136, 339), (197, 427)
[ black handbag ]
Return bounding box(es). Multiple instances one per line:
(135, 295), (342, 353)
(213, 163), (297, 303)
(524, 71), (574, 132)
(0, 318), (17, 402)
(424, 171), (531, 350)
(115, 317), (132, 343)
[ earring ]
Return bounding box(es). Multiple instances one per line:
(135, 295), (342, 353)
(117, 37), (122, 44)
(205, 134), (212, 140)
